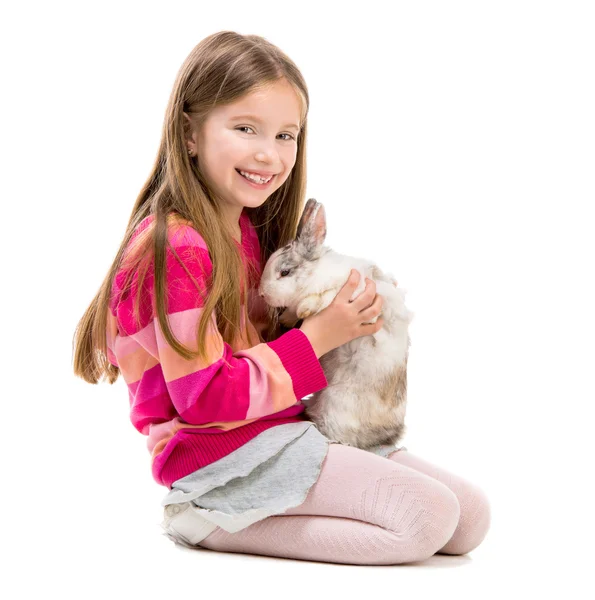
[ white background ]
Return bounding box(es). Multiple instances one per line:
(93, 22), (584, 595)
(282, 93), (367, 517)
(2, 1), (594, 598)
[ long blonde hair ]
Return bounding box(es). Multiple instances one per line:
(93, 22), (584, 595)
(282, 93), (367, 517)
(72, 31), (310, 385)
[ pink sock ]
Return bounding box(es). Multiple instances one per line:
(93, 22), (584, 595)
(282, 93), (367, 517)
(386, 449), (491, 555)
(193, 444), (462, 565)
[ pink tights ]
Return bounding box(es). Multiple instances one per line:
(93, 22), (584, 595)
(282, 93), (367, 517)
(196, 444), (491, 565)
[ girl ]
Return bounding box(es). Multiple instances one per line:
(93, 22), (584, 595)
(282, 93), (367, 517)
(72, 30), (490, 566)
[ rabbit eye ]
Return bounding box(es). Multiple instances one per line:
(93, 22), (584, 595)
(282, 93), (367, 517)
(280, 269), (291, 277)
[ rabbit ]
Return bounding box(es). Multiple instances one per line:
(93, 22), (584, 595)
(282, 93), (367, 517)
(258, 198), (414, 451)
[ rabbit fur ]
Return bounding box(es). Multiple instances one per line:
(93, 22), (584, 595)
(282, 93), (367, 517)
(258, 198), (414, 451)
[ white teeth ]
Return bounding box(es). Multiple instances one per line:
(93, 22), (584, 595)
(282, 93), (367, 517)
(239, 170), (272, 184)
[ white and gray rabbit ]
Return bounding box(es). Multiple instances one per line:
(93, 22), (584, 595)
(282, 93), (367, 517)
(258, 198), (414, 451)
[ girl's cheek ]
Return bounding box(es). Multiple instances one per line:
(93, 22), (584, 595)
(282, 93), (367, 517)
(222, 129), (244, 148)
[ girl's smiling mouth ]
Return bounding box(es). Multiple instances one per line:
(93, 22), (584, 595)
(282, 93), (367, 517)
(235, 169), (276, 189)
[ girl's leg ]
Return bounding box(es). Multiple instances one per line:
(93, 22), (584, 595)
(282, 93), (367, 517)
(194, 443), (461, 565)
(385, 448), (491, 555)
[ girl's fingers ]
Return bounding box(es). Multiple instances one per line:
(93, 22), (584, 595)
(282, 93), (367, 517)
(338, 270), (361, 303)
(359, 293), (383, 321)
(352, 278), (376, 311)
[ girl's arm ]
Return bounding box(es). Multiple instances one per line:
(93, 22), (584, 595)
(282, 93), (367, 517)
(112, 222), (328, 429)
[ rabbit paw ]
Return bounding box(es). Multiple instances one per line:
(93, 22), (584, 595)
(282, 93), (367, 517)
(297, 289), (338, 319)
(297, 294), (322, 319)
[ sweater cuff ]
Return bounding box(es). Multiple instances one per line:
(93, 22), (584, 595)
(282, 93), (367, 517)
(266, 328), (328, 400)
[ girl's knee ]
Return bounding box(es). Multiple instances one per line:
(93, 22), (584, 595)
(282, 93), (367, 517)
(439, 482), (491, 555)
(363, 458), (462, 559)
(285, 443), (463, 562)
(418, 476), (462, 547)
(379, 477), (461, 564)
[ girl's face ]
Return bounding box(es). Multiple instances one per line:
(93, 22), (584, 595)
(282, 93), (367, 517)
(186, 78), (302, 223)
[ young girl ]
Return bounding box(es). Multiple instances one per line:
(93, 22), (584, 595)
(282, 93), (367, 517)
(72, 30), (490, 566)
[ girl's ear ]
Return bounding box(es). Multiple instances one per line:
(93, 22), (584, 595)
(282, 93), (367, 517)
(183, 112), (196, 151)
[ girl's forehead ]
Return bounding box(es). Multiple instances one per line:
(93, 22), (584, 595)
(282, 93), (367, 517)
(210, 82), (303, 125)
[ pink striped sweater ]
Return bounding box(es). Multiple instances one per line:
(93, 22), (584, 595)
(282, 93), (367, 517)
(106, 208), (328, 489)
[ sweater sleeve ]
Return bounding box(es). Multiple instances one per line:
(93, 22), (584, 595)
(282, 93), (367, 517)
(115, 222), (328, 427)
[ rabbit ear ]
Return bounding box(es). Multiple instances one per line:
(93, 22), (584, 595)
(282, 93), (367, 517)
(296, 198), (327, 254)
(296, 198), (319, 238)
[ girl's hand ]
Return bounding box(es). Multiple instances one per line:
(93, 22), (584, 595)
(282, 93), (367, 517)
(299, 270), (384, 358)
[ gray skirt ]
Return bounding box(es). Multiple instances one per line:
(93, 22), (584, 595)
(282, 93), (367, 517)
(160, 420), (406, 547)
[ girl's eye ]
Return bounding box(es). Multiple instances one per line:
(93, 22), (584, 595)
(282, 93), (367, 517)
(236, 126), (295, 141)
